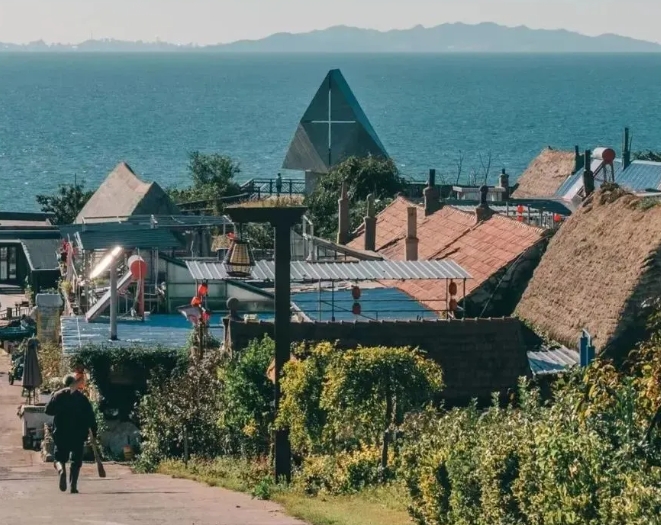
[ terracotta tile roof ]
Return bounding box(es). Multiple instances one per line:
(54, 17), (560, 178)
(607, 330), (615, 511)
(349, 196), (545, 313)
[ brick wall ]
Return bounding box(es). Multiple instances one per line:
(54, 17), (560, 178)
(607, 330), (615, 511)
(224, 317), (531, 404)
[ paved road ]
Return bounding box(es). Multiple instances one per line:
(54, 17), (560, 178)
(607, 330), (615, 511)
(0, 353), (305, 525)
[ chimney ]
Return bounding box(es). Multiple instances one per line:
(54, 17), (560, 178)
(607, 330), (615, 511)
(498, 169), (510, 200)
(424, 168), (440, 215)
(337, 182), (349, 245)
(405, 206), (418, 261)
(582, 150), (595, 197)
(475, 185), (494, 223)
(364, 194), (377, 252)
(573, 145), (584, 174)
(623, 127), (632, 170)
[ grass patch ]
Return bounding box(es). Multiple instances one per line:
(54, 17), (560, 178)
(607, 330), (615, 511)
(158, 458), (411, 525)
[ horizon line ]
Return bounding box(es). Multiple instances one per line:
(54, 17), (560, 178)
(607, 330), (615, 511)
(2, 21), (660, 47)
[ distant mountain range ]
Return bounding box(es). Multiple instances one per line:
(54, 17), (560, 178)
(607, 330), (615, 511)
(2, 23), (660, 53)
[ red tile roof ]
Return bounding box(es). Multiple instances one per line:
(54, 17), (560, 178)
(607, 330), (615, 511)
(349, 196), (545, 313)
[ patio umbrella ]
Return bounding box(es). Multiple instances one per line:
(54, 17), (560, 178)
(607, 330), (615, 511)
(22, 338), (43, 394)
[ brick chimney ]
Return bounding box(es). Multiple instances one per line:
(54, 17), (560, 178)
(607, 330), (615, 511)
(424, 169), (441, 216)
(475, 185), (494, 223)
(364, 194), (376, 252)
(582, 150), (595, 197)
(623, 127), (632, 170)
(498, 169), (510, 200)
(405, 206), (418, 261)
(337, 182), (349, 245)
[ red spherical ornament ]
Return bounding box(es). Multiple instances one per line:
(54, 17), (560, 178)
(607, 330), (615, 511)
(351, 285), (361, 300)
(191, 296), (202, 307)
(198, 283), (209, 297)
(448, 281), (458, 296)
(352, 302), (361, 315)
(202, 311), (211, 322)
(449, 299), (458, 311)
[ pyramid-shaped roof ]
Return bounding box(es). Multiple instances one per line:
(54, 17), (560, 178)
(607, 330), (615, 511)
(282, 69), (388, 174)
(75, 162), (180, 224)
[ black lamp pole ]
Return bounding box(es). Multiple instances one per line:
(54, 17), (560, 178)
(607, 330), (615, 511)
(225, 205), (306, 484)
(273, 222), (291, 482)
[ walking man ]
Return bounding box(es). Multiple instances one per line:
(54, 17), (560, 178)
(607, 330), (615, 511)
(45, 373), (98, 493)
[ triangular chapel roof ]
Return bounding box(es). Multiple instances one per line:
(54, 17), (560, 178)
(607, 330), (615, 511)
(282, 69), (388, 174)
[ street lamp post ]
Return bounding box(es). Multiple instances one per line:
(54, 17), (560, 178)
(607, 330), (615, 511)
(225, 204), (307, 483)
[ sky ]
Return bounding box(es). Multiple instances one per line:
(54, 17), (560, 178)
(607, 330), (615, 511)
(1, 0), (660, 45)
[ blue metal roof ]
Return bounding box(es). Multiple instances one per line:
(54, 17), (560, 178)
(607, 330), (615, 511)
(556, 159), (661, 199)
(60, 314), (224, 355)
(75, 228), (183, 251)
(292, 287), (438, 322)
(527, 346), (579, 375)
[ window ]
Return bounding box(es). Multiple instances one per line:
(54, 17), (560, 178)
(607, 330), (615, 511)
(0, 247), (7, 281)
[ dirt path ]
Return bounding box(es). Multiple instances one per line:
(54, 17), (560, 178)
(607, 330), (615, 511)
(0, 353), (305, 525)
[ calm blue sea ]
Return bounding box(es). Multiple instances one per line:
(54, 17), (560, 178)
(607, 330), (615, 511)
(1, 53), (661, 211)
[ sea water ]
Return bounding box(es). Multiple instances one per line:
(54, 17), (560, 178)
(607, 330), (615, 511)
(1, 52), (660, 210)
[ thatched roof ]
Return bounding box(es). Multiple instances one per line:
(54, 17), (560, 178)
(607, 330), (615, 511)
(516, 186), (661, 359)
(75, 162), (180, 224)
(512, 148), (575, 199)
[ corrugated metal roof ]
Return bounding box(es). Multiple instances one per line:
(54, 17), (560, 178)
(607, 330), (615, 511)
(0, 229), (60, 241)
(527, 346), (579, 375)
(61, 215), (231, 238)
(21, 238), (60, 271)
(186, 259), (472, 282)
(556, 159), (661, 199)
(60, 315), (224, 355)
(75, 228), (183, 251)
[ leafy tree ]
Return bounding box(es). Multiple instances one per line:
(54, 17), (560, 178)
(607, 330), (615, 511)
(35, 182), (94, 225)
(304, 156), (405, 240)
(278, 343), (443, 470)
(169, 151), (242, 205)
(634, 151), (661, 162)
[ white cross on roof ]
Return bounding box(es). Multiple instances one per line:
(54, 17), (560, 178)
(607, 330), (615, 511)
(307, 82), (356, 165)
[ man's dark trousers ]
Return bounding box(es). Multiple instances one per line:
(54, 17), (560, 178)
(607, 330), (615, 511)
(54, 439), (84, 492)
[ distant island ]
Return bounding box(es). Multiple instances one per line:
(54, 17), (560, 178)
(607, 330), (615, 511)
(2, 23), (661, 53)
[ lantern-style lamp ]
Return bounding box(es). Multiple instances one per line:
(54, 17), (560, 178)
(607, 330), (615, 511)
(223, 238), (255, 278)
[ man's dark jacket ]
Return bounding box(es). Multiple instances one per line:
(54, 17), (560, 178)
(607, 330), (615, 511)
(45, 388), (98, 444)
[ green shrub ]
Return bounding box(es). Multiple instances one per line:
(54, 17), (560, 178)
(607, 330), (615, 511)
(70, 345), (188, 418)
(400, 354), (661, 525)
(136, 348), (224, 471)
(216, 335), (275, 457)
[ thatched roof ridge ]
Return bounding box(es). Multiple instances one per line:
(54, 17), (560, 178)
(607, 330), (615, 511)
(512, 148), (575, 199)
(516, 185), (661, 358)
(75, 162), (180, 224)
